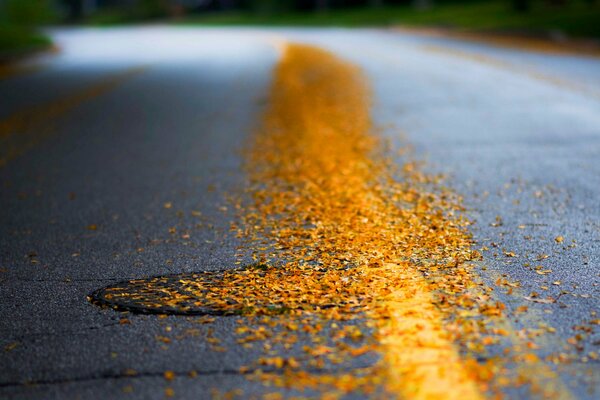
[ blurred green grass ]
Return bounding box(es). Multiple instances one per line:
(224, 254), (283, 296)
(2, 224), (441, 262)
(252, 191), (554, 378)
(0, 0), (55, 59)
(177, 1), (600, 38)
(0, 25), (51, 57)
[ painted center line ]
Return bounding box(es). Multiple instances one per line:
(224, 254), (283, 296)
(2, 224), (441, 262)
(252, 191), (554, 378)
(0, 66), (146, 168)
(89, 42), (574, 399)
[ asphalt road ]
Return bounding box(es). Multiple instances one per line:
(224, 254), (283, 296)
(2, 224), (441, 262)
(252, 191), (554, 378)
(1, 26), (599, 399)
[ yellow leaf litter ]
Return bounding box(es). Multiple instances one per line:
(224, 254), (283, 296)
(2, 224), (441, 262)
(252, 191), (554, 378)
(93, 42), (575, 399)
(238, 43), (482, 399)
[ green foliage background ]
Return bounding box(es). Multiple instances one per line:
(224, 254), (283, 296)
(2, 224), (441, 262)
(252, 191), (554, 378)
(0, 0), (55, 55)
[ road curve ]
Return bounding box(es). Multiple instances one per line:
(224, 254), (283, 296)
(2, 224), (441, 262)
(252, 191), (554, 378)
(0, 26), (599, 399)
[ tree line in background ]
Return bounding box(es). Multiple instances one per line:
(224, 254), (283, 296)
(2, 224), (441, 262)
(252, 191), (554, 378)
(62, 0), (592, 16)
(59, 1), (440, 20)
(1, 0), (597, 24)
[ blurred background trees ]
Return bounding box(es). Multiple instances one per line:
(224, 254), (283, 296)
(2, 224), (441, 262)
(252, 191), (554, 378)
(0, 0), (55, 55)
(50, 0), (599, 20)
(0, 0), (56, 25)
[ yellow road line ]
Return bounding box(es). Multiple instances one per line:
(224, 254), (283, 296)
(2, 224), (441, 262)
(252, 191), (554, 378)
(421, 44), (600, 100)
(374, 263), (483, 399)
(242, 41), (578, 399)
(0, 44), (58, 81)
(0, 66), (146, 167)
(244, 42), (483, 399)
(393, 27), (600, 58)
(80, 40), (576, 399)
(0, 63), (44, 81)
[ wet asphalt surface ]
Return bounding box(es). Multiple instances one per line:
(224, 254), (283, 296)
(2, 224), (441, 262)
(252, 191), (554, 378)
(0, 27), (599, 399)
